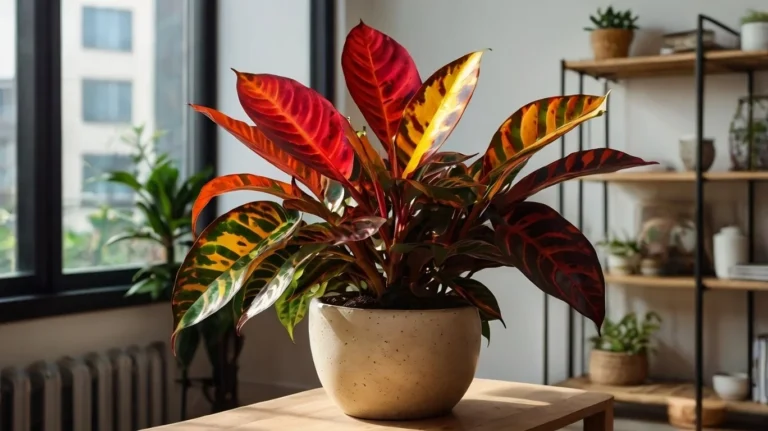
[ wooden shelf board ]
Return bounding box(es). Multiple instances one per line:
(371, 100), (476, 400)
(582, 171), (768, 183)
(564, 50), (768, 80)
(556, 376), (768, 415)
(604, 274), (768, 292)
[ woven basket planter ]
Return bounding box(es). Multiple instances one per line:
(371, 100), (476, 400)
(590, 29), (634, 60)
(589, 350), (648, 386)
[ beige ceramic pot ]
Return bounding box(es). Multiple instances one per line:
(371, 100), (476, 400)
(308, 298), (481, 420)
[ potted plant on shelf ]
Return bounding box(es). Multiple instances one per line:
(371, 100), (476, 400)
(740, 10), (768, 52)
(103, 126), (239, 417)
(597, 234), (641, 275)
(584, 6), (639, 60)
(589, 311), (662, 386)
(171, 22), (654, 420)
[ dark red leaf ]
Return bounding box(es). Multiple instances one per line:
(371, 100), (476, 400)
(495, 201), (605, 329)
(495, 149), (656, 211)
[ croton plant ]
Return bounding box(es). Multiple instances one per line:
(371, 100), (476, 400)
(170, 22), (654, 350)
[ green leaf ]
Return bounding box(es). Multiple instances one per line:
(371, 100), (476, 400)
(236, 244), (327, 332)
(104, 171), (143, 192)
(288, 258), (350, 301)
(323, 180), (346, 215)
(448, 277), (504, 324)
(481, 320), (491, 346)
(174, 327), (200, 370)
(106, 228), (164, 247)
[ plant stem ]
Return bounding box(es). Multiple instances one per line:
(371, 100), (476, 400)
(459, 201), (486, 238)
(348, 241), (384, 296)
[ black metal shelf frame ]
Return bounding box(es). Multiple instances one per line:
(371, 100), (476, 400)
(549, 14), (761, 431)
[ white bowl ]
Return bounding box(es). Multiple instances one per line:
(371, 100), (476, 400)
(712, 372), (750, 401)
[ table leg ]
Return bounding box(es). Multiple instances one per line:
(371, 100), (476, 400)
(583, 400), (613, 431)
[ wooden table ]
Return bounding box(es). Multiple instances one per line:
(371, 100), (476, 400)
(147, 378), (614, 430)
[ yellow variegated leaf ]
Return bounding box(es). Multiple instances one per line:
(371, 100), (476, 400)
(481, 93), (609, 178)
(396, 51), (484, 178)
(170, 201), (301, 351)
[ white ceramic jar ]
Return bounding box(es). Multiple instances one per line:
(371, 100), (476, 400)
(713, 226), (748, 279)
(741, 22), (768, 51)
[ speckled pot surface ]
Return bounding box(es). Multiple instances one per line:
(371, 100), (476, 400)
(308, 298), (481, 420)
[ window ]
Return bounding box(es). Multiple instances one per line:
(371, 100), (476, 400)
(0, 0), (216, 320)
(82, 7), (132, 52)
(82, 80), (133, 123)
(0, 1), (16, 277)
(81, 153), (134, 204)
(0, 87), (13, 120)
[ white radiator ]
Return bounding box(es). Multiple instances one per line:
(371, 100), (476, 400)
(0, 342), (169, 431)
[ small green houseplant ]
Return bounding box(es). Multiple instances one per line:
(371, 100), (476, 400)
(172, 22), (653, 420)
(597, 233), (641, 275)
(104, 126), (239, 416)
(589, 312), (661, 385)
(584, 6), (639, 60)
(741, 10), (768, 51)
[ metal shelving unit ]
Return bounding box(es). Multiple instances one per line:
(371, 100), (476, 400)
(546, 15), (768, 430)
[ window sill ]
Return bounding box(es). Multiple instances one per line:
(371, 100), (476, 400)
(0, 285), (163, 323)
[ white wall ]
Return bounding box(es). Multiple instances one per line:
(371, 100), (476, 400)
(339, 0), (768, 386)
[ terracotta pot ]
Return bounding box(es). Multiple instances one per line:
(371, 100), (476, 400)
(590, 29), (634, 60)
(589, 350), (648, 386)
(308, 299), (481, 420)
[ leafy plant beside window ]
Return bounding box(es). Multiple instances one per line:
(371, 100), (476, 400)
(170, 22), (655, 349)
(590, 312), (662, 355)
(104, 125), (211, 302)
(584, 6), (639, 31)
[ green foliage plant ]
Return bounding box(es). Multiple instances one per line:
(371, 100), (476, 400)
(742, 10), (768, 25)
(585, 6), (639, 31)
(590, 312), (662, 355)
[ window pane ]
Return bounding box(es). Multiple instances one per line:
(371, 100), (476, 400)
(82, 7), (133, 52)
(0, 0), (16, 276)
(62, 0), (188, 272)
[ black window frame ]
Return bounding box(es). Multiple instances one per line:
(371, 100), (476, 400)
(0, 0), (218, 322)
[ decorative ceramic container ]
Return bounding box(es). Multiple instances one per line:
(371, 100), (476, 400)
(590, 29), (634, 60)
(606, 254), (638, 275)
(712, 372), (750, 401)
(713, 226), (748, 279)
(640, 257), (661, 276)
(308, 299), (481, 420)
(741, 22), (768, 51)
(589, 350), (648, 386)
(679, 135), (715, 172)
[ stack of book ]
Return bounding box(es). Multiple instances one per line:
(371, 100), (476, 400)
(729, 264), (768, 281)
(754, 335), (768, 403)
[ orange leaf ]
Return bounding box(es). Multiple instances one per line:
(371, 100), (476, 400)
(191, 105), (324, 198)
(191, 174), (296, 236)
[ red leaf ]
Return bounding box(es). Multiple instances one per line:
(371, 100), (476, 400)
(235, 71), (355, 183)
(191, 105), (324, 198)
(495, 149), (656, 211)
(495, 201), (605, 329)
(342, 21), (422, 166)
(191, 174), (296, 236)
